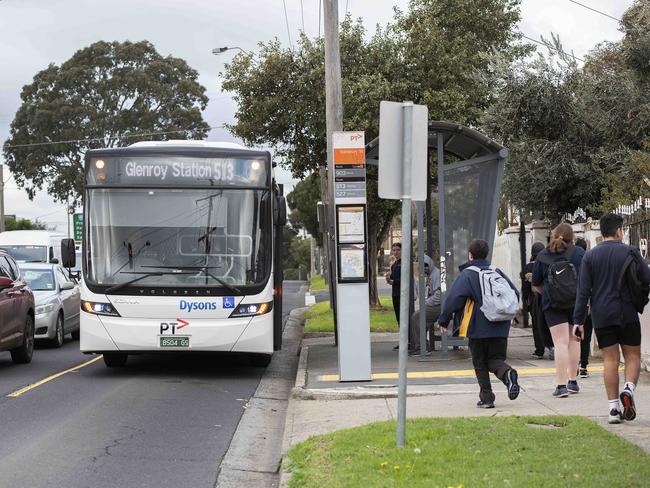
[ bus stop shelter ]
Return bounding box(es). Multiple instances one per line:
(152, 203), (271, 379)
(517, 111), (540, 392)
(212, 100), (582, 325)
(366, 120), (508, 356)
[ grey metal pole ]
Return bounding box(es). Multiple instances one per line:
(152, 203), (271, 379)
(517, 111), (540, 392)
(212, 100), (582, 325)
(397, 101), (413, 448)
(323, 0), (343, 343)
(417, 201), (426, 358)
(437, 133), (448, 357)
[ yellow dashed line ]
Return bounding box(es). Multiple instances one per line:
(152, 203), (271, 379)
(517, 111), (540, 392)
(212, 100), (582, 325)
(318, 365), (615, 382)
(7, 355), (103, 397)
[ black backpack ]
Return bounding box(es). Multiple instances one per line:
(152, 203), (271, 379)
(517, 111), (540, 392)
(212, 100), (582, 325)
(539, 246), (577, 310)
(618, 249), (650, 314)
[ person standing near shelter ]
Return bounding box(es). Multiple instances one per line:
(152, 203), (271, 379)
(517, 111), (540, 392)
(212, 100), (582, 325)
(574, 214), (650, 424)
(409, 255), (441, 354)
(438, 239), (520, 408)
(386, 242), (402, 323)
(524, 242), (553, 359)
(574, 237), (593, 377)
(532, 224), (585, 398)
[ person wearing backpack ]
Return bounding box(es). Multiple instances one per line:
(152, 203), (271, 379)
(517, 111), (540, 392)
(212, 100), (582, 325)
(574, 214), (650, 424)
(438, 239), (520, 408)
(532, 223), (585, 398)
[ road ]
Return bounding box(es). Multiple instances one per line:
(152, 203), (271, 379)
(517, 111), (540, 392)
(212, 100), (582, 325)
(0, 280), (306, 488)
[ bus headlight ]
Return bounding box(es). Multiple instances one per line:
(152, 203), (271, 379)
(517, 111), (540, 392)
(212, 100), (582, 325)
(81, 300), (121, 317)
(229, 301), (273, 318)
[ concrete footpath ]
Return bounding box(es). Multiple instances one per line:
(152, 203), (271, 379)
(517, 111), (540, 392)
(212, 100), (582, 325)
(280, 320), (650, 485)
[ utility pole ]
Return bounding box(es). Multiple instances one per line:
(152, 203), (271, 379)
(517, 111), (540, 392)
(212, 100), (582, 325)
(0, 165), (4, 233)
(323, 0), (343, 336)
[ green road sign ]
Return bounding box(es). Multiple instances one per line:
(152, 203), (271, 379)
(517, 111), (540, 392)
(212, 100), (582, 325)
(73, 213), (83, 242)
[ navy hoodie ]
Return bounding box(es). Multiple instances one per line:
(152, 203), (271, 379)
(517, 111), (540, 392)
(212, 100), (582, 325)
(437, 259), (518, 339)
(574, 240), (650, 328)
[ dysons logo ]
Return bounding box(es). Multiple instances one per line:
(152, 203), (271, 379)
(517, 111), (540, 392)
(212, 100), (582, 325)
(179, 300), (218, 312)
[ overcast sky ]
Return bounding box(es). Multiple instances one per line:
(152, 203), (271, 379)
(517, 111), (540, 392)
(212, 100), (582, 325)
(0, 0), (634, 233)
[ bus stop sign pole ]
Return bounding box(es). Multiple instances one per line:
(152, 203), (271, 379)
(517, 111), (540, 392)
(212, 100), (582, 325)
(378, 100), (428, 448)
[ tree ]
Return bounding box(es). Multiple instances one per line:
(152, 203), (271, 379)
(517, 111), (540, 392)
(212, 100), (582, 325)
(3, 40), (210, 205)
(483, 0), (650, 219)
(282, 226), (311, 280)
(222, 2), (525, 304)
(286, 173), (322, 245)
(4, 217), (47, 231)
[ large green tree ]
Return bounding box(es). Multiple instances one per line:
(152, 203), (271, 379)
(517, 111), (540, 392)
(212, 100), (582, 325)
(3, 40), (210, 204)
(484, 0), (650, 219)
(222, 1), (525, 304)
(287, 173), (322, 246)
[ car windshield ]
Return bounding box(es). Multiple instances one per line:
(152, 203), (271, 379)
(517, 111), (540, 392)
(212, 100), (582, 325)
(85, 187), (271, 289)
(2, 245), (47, 262)
(22, 269), (55, 291)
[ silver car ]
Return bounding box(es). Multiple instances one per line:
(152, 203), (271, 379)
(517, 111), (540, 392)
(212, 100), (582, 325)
(18, 263), (80, 347)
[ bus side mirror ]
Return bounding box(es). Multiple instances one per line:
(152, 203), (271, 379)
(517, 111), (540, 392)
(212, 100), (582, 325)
(275, 196), (287, 226)
(61, 239), (76, 269)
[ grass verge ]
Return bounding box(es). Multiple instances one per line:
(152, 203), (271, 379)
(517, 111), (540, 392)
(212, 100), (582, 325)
(309, 274), (327, 291)
(286, 416), (650, 487)
(304, 296), (397, 333)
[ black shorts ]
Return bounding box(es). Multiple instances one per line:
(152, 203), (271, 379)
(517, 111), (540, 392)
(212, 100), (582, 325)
(595, 322), (641, 348)
(544, 308), (574, 327)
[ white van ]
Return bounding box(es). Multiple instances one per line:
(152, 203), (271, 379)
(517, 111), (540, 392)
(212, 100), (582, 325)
(0, 230), (67, 264)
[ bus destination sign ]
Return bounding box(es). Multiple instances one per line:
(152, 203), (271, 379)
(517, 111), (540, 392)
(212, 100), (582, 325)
(87, 156), (269, 187)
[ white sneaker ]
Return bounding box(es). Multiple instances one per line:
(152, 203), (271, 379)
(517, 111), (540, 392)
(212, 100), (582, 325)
(608, 409), (623, 424)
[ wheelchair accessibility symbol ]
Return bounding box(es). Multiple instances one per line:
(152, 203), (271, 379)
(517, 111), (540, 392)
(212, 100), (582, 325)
(223, 297), (235, 309)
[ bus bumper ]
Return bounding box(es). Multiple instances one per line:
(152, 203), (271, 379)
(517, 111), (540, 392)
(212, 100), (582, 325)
(80, 311), (274, 354)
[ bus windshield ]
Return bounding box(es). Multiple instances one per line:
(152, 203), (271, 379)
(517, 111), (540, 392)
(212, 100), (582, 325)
(86, 187), (271, 290)
(2, 245), (48, 262)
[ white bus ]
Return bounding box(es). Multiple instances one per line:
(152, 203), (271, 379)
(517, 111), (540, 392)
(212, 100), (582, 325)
(73, 141), (286, 368)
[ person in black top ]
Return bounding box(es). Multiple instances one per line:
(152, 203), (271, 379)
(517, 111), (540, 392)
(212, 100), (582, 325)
(524, 242), (553, 359)
(574, 237), (592, 377)
(532, 223), (585, 398)
(574, 214), (650, 424)
(386, 242), (402, 322)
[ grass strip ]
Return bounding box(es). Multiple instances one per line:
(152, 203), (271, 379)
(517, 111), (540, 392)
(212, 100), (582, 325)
(309, 275), (327, 291)
(286, 416), (650, 487)
(304, 296), (397, 333)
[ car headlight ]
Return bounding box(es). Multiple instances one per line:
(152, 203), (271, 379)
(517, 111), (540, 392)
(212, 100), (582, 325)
(81, 300), (121, 317)
(229, 301), (273, 318)
(35, 302), (57, 315)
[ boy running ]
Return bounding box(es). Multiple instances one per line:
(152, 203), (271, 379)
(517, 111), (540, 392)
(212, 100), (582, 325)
(574, 214), (650, 424)
(438, 239), (520, 408)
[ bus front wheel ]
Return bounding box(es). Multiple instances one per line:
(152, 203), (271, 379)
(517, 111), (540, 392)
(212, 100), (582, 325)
(103, 353), (128, 368)
(248, 353), (272, 368)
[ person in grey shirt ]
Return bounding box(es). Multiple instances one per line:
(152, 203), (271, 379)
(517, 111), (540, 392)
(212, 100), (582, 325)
(409, 255), (441, 353)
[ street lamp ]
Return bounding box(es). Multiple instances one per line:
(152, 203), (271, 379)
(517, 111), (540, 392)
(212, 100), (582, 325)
(212, 46), (251, 56)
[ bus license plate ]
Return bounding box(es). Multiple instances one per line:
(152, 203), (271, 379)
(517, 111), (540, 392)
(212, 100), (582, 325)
(159, 336), (190, 348)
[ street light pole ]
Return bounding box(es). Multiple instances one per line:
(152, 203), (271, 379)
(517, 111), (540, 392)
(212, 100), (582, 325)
(212, 46), (251, 56)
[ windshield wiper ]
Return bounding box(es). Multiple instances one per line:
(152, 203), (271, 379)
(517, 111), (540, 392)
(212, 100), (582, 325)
(140, 265), (242, 294)
(105, 271), (193, 294)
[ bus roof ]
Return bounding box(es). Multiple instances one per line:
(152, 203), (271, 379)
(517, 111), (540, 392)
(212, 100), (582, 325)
(129, 140), (248, 150)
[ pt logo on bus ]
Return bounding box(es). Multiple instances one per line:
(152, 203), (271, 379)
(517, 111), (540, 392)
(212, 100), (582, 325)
(160, 319), (189, 335)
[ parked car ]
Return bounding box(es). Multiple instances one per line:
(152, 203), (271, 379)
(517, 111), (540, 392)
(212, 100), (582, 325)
(0, 250), (35, 363)
(18, 263), (80, 347)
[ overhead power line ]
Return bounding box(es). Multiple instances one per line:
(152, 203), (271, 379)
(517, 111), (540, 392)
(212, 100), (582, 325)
(282, 0), (293, 49)
(568, 0), (621, 22)
(3, 125), (225, 149)
(522, 34), (585, 63)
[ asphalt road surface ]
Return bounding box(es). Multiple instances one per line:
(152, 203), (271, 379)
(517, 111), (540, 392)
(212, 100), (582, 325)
(0, 280), (306, 488)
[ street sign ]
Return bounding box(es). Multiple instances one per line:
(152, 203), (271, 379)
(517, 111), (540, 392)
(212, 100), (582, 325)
(378, 101), (428, 201)
(73, 213), (83, 242)
(331, 131), (371, 382)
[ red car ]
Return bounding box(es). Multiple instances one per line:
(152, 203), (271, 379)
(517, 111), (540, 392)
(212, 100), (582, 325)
(0, 250), (35, 363)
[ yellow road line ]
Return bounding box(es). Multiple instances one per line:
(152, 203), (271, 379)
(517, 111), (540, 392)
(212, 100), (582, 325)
(318, 365), (616, 382)
(7, 355), (103, 398)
